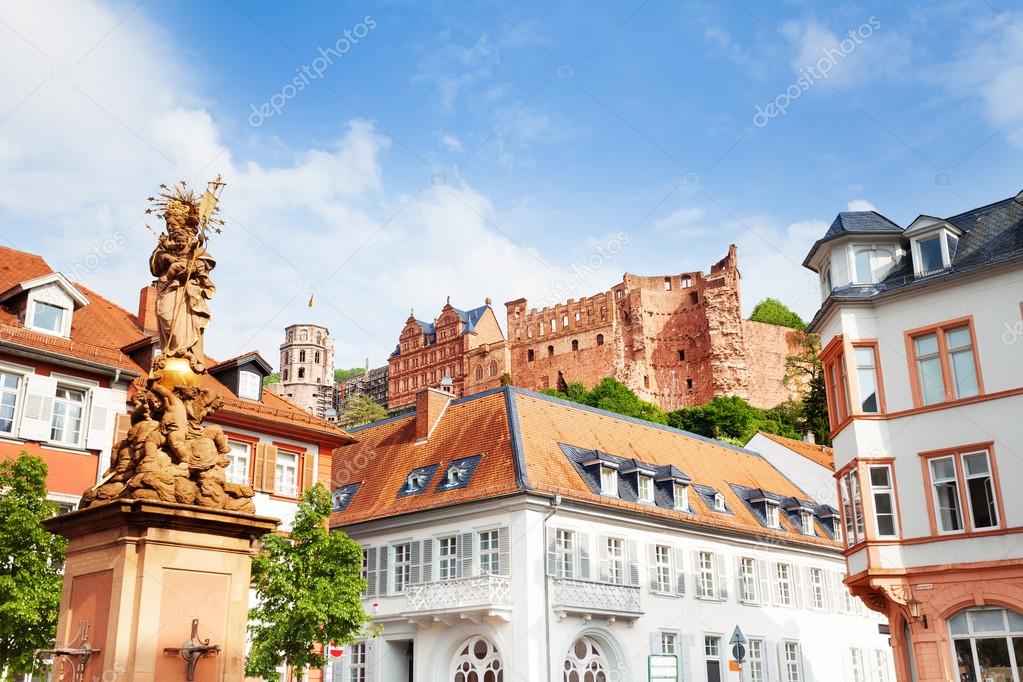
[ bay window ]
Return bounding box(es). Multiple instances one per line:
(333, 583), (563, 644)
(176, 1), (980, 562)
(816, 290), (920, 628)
(839, 469), (866, 545)
(854, 345), (882, 413)
(868, 464), (899, 538)
(930, 456), (964, 533)
(925, 447), (1003, 535)
(963, 451), (998, 529)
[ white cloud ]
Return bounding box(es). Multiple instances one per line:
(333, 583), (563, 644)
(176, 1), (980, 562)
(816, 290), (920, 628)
(846, 199), (877, 212)
(439, 133), (463, 153)
(780, 17), (907, 88)
(653, 206), (707, 232)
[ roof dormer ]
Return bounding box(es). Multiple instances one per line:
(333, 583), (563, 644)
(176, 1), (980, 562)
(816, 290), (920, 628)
(208, 351), (273, 401)
(803, 211), (904, 299)
(0, 272), (89, 338)
(904, 215), (962, 278)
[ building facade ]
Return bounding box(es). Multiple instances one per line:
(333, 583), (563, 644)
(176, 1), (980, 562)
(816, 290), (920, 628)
(505, 246), (802, 412)
(269, 323), (337, 419)
(387, 299), (510, 410)
(340, 363), (389, 409)
(329, 385), (893, 681)
(803, 192), (1023, 682)
(745, 432), (835, 506)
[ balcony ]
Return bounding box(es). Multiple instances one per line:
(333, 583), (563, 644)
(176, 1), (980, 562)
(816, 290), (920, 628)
(403, 574), (512, 625)
(549, 577), (643, 624)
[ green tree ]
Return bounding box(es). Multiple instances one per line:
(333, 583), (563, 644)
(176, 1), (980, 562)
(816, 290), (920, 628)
(749, 298), (806, 330)
(247, 485), (370, 682)
(543, 377), (668, 425)
(784, 332), (830, 445)
(334, 367), (366, 384)
(338, 394), (388, 429)
(263, 372), (280, 387)
(0, 453), (66, 679)
(667, 396), (805, 445)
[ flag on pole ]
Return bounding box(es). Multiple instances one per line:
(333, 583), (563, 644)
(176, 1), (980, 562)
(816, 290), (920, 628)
(308, 295), (315, 308)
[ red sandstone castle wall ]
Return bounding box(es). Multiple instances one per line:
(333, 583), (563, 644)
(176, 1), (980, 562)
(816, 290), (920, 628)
(741, 320), (803, 408)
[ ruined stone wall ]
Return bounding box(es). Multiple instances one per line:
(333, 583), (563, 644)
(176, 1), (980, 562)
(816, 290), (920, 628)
(741, 320), (803, 408)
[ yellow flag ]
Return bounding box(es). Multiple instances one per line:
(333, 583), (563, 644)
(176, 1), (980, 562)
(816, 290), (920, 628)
(308, 295), (315, 308)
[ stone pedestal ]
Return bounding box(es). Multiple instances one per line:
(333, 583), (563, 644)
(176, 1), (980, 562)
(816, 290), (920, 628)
(44, 499), (278, 682)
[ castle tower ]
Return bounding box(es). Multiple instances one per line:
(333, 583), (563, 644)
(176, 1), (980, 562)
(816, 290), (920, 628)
(272, 323), (336, 419)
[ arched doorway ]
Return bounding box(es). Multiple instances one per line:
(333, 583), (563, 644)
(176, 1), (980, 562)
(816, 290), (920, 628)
(563, 636), (611, 682)
(949, 606), (1023, 681)
(451, 635), (503, 682)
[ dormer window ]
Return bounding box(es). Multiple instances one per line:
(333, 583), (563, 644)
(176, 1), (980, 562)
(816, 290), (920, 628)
(906, 218), (961, 277)
(672, 481), (689, 511)
(600, 466), (618, 496)
(853, 246), (895, 284)
(238, 370), (261, 400)
(800, 510), (814, 535)
(765, 502), (780, 528)
(713, 492), (725, 512)
(31, 301), (66, 334)
(332, 490), (350, 509)
(637, 474), (654, 503)
(405, 473), (427, 493)
(446, 465), (467, 486)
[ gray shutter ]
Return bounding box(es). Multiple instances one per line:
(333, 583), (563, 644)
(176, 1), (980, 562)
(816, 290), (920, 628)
(679, 633), (694, 681)
(365, 640), (374, 682)
(578, 533), (591, 580)
(18, 373), (57, 441)
(498, 526), (510, 576)
(715, 553), (728, 599)
(598, 535), (609, 583)
(547, 532), (559, 577)
(409, 541), (421, 585)
(365, 547), (378, 597)
(378, 546), (389, 595)
(459, 532), (474, 578)
(627, 539), (639, 586)
(735, 556), (745, 601)
(673, 547), (686, 595)
(692, 551), (702, 596)
(648, 544), (659, 591)
(84, 386), (113, 450)
(650, 631), (662, 654)
(758, 559), (771, 605)
(421, 540), (433, 583)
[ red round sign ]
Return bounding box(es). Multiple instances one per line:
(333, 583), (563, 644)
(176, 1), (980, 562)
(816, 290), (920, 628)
(328, 643), (344, 659)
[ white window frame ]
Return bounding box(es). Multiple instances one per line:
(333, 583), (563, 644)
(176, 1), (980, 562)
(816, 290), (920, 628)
(775, 563), (793, 606)
(50, 384), (87, 447)
(783, 641), (803, 682)
(555, 528), (575, 579)
(478, 529), (500, 575)
(349, 641), (367, 682)
(600, 465), (618, 496)
(765, 502), (780, 529)
(800, 510), (814, 535)
(274, 450), (299, 497)
(672, 481), (689, 511)
(392, 541), (412, 593)
(713, 492), (725, 511)
(704, 635), (723, 681)
(961, 450), (999, 530)
(638, 474), (654, 503)
(848, 647), (865, 682)
(854, 346), (881, 414)
(739, 557), (758, 603)
(911, 231), (953, 276)
(929, 455), (964, 534)
(697, 551), (716, 598)
(0, 365), (26, 436)
(238, 370), (261, 400)
(809, 568), (826, 610)
(438, 535), (459, 580)
(659, 631), (678, 656)
(868, 464), (899, 538)
(224, 440), (251, 485)
(606, 537), (625, 585)
(654, 544), (673, 593)
(748, 638), (766, 682)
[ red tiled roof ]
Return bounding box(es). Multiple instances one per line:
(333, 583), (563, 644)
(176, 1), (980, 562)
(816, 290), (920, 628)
(757, 431), (835, 471)
(331, 387), (840, 548)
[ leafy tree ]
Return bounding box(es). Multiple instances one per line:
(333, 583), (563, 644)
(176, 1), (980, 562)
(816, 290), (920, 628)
(784, 332), (830, 445)
(338, 394), (388, 429)
(667, 396), (806, 445)
(543, 377), (668, 425)
(0, 453), (66, 679)
(334, 367), (366, 384)
(498, 372), (513, 386)
(247, 485), (370, 682)
(749, 298), (806, 330)
(263, 372), (280, 387)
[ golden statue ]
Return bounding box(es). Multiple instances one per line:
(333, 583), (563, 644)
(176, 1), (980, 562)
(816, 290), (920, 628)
(81, 178), (255, 513)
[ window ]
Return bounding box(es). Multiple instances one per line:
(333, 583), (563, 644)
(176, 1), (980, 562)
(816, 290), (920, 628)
(405, 472), (427, 493)
(489, 361), (498, 377)
(809, 568), (826, 609)
(672, 481), (689, 511)
(775, 563), (793, 606)
(274, 450), (299, 496)
(438, 535), (458, 579)
(682, 276), (692, 288)
(299, 330), (308, 341)
(663, 277), (672, 290)
(297, 368), (305, 379)
(854, 346), (881, 413)
(225, 440), (250, 485)
(911, 323), (980, 405)
(929, 456), (963, 532)
(555, 529), (575, 578)
(848, 648), (864, 682)
(527, 349), (535, 362)
(474, 365), (483, 381)
(705, 636), (722, 682)
(868, 465), (899, 537)
(451, 636), (503, 681)
(854, 247), (895, 284)
(238, 370), (260, 400)
(600, 466), (617, 496)
(314, 351), (320, 363)
(916, 235), (944, 273)
(950, 608), (1023, 682)
(0, 372), (20, 434)
(690, 292), (699, 304)
(839, 469), (866, 545)
(660, 631), (678, 656)
(748, 639), (765, 682)
(698, 551), (716, 598)
(349, 641), (366, 682)
(571, 339), (579, 351)
(606, 538), (625, 584)
(550, 319), (556, 333)
(765, 503), (780, 529)
(963, 451), (998, 529)
(713, 492), (726, 512)
(50, 386), (85, 445)
(478, 530), (500, 575)
(800, 510), (814, 535)
(299, 350), (306, 362)
(547, 345), (554, 357)
(282, 369), (288, 381)
(564, 637), (610, 681)
(686, 378), (693, 390)
(31, 301), (66, 334)
(739, 557), (758, 602)
(596, 333), (604, 346)
(678, 349), (685, 361)
(783, 642), (802, 682)
(638, 474), (654, 503)
(392, 542), (411, 593)
(872, 650), (889, 682)
(653, 544), (672, 592)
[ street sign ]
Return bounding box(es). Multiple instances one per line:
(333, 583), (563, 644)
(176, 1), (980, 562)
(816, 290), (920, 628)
(730, 626), (747, 663)
(649, 654), (679, 681)
(328, 642), (344, 659)
(729, 626), (746, 646)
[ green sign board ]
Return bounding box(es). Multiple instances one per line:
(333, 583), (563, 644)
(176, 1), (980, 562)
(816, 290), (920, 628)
(649, 654), (679, 681)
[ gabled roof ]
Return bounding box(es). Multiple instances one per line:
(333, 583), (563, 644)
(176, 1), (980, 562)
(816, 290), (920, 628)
(208, 349), (273, 375)
(0, 271), (91, 308)
(455, 304), (489, 333)
(803, 211), (903, 268)
(755, 431), (835, 471)
(331, 386), (839, 548)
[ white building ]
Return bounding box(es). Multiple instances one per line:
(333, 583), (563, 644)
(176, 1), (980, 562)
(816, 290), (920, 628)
(329, 386), (892, 681)
(744, 432), (835, 508)
(802, 190), (1023, 681)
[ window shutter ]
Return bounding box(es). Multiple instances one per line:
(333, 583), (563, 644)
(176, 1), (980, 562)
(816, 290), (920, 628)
(673, 547), (686, 596)
(252, 444), (266, 492)
(692, 551), (702, 596)
(459, 532), (474, 578)
(547, 533), (559, 577)
(365, 547), (378, 596)
(262, 444), (278, 492)
(758, 559), (771, 606)
(735, 557), (745, 601)
(421, 540), (433, 583)
(17, 373), (57, 441)
(792, 564), (804, 608)
(302, 451), (315, 492)
(112, 411), (132, 448)
(648, 544), (659, 591)
(84, 387), (113, 450)
(627, 539), (639, 586)
(364, 641), (374, 682)
(498, 526), (510, 577)
(378, 546), (389, 595)
(650, 631), (662, 654)
(598, 535), (609, 583)
(679, 633), (694, 681)
(409, 541), (421, 585)
(777, 642), (787, 682)
(577, 533), (591, 580)
(715, 553), (728, 599)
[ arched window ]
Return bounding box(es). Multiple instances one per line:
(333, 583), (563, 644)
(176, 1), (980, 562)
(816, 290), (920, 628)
(949, 607), (1023, 680)
(563, 637), (609, 682)
(316, 332), (322, 343)
(451, 636), (503, 682)
(475, 365), (484, 381)
(282, 369), (289, 381)
(571, 339), (579, 351)
(299, 350), (306, 362)
(596, 334), (604, 346)
(527, 350), (535, 362)
(547, 345), (554, 357)
(315, 351), (320, 363)
(298, 368), (305, 379)
(489, 361), (498, 377)
(300, 330), (308, 341)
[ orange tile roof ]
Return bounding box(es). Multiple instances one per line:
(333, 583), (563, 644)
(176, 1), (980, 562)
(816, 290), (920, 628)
(757, 431), (835, 471)
(331, 387), (840, 548)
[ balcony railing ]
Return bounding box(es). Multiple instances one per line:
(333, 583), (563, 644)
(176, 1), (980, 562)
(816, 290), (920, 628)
(549, 577), (643, 622)
(403, 574), (512, 623)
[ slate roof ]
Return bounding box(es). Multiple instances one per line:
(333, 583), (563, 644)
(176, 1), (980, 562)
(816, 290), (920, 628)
(330, 386), (841, 548)
(803, 211), (903, 267)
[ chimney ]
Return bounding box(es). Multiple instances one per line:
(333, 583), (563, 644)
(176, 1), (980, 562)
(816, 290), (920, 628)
(138, 285), (159, 334)
(803, 431), (816, 445)
(415, 387), (452, 443)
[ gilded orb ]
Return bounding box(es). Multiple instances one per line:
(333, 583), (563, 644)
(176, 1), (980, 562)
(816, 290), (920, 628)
(158, 356), (202, 389)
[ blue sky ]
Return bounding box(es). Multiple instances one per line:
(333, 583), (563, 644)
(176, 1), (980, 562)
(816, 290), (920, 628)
(1, 1), (1021, 369)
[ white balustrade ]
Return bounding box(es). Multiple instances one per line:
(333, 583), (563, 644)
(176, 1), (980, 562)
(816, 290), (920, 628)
(406, 574), (512, 613)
